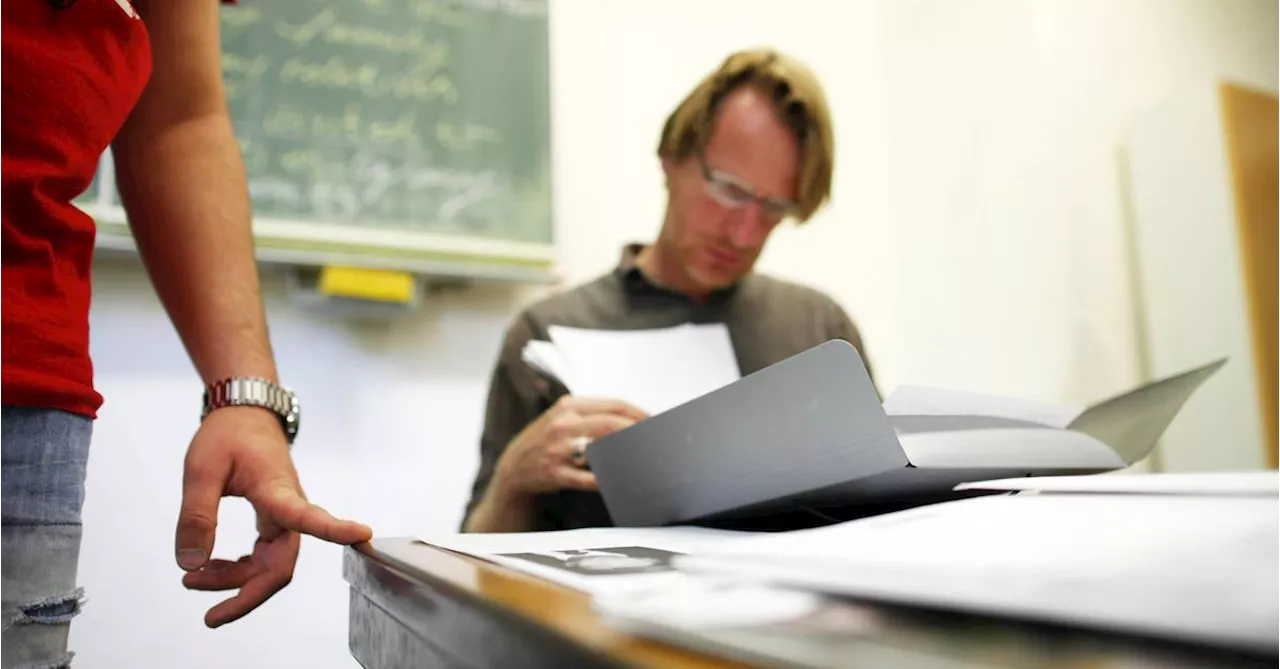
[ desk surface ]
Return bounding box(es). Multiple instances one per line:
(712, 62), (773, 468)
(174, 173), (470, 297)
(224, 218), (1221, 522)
(344, 538), (1275, 669)
(345, 537), (738, 668)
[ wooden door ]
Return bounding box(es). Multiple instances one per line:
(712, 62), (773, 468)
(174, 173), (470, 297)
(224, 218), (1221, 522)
(1220, 83), (1278, 469)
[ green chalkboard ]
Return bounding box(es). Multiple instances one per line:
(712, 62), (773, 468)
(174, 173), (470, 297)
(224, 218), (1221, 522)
(224, 0), (552, 243)
(83, 0), (554, 276)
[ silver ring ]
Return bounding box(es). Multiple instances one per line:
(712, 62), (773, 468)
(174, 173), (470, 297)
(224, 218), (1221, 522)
(571, 436), (590, 464)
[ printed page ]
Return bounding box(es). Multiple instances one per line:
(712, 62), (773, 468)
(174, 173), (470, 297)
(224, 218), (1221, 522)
(418, 526), (754, 597)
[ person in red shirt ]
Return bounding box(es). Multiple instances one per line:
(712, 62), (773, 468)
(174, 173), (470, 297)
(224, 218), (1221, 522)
(1, 1), (373, 665)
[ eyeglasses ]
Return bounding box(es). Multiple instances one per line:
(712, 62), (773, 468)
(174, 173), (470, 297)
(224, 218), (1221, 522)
(698, 154), (799, 223)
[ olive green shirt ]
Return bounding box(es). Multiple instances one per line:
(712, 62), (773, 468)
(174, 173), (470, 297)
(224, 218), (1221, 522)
(463, 244), (873, 531)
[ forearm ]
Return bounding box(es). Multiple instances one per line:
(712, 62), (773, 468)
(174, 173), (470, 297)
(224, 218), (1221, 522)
(463, 484), (536, 533)
(114, 114), (277, 384)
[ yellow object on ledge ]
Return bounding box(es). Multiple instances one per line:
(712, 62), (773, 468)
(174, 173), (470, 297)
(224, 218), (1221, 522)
(317, 266), (416, 304)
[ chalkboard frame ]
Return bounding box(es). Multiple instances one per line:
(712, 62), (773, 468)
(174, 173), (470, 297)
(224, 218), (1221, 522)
(82, 152), (557, 284)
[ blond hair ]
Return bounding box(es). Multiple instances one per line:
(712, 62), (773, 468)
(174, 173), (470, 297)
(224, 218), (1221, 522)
(657, 48), (835, 222)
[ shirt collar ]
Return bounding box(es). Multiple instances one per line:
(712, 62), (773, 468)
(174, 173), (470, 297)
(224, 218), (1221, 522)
(613, 242), (744, 304)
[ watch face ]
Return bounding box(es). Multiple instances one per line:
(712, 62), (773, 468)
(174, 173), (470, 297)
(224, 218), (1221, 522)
(285, 395), (301, 443)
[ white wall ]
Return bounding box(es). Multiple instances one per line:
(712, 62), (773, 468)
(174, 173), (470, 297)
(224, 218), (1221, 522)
(69, 0), (1277, 666)
(1127, 81), (1272, 472)
(878, 0), (1277, 406)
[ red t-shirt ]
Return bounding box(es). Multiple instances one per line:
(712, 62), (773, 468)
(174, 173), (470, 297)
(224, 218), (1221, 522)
(2, 0), (152, 418)
(1, 0), (241, 419)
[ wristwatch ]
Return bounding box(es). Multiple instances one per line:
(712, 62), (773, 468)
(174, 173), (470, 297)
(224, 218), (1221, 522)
(201, 377), (301, 445)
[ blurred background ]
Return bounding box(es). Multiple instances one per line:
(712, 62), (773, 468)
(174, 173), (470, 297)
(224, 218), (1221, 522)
(74, 0), (1275, 666)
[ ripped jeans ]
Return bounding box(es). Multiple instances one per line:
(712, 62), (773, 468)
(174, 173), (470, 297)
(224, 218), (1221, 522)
(1, 407), (93, 669)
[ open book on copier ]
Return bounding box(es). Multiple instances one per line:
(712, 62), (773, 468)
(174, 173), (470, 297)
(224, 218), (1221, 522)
(583, 338), (1227, 528)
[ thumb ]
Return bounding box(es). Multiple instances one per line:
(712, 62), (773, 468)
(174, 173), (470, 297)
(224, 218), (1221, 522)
(176, 448), (231, 571)
(252, 481), (373, 546)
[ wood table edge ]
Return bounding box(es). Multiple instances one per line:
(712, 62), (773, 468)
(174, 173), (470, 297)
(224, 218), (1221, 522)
(350, 537), (745, 669)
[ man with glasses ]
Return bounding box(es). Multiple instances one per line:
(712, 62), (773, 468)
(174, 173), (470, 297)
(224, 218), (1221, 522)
(462, 48), (871, 533)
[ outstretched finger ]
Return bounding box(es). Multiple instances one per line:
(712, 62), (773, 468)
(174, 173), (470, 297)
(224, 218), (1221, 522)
(252, 482), (373, 545)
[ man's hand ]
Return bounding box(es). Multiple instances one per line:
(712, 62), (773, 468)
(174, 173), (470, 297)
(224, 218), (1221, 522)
(175, 406), (373, 628)
(492, 396), (648, 498)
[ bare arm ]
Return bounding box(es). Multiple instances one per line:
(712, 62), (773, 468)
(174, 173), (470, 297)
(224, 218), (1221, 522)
(112, 0), (276, 385)
(463, 349), (543, 533)
(464, 463), (538, 533)
(110, 0), (372, 629)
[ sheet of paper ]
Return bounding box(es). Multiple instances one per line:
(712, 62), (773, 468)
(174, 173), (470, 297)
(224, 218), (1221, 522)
(673, 493), (1279, 653)
(595, 582), (1004, 669)
(893, 428), (1126, 469)
(1066, 357), (1226, 464)
(881, 358), (1227, 468)
(543, 323), (742, 416)
(956, 470), (1280, 496)
(521, 339), (575, 388)
(880, 385), (1118, 469)
(883, 384), (1083, 428)
(596, 581), (824, 631)
(418, 526), (753, 597)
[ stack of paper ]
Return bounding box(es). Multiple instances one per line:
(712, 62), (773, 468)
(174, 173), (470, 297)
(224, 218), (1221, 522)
(658, 472), (1279, 654)
(521, 323), (742, 416)
(419, 473), (1278, 661)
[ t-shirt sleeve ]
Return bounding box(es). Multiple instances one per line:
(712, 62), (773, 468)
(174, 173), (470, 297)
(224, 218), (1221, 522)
(461, 313), (547, 527)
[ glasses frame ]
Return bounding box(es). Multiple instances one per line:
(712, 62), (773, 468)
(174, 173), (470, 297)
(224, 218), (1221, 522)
(697, 153), (799, 223)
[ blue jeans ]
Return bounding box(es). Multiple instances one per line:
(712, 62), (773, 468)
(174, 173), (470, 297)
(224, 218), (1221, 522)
(1, 407), (93, 669)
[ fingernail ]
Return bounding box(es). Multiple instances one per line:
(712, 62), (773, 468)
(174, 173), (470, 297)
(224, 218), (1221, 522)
(177, 549), (206, 571)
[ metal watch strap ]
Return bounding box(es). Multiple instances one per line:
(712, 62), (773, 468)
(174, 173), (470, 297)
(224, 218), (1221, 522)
(202, 377), (300, 445)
